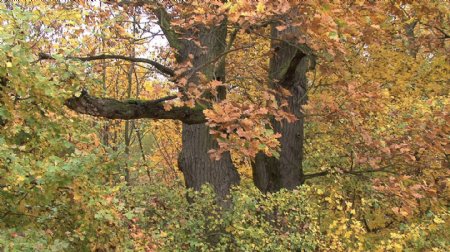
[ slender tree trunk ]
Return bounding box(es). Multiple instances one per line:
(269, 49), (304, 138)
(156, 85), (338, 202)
(0, 76), (8, 127)
(124, 12), (138, 184)
(253, 26), (314, 192)
(100, 1), (109, 147)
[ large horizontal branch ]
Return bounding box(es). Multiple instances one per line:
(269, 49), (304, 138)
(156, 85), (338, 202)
(64, 90), (205, 124)
(38, 53), (175, 77)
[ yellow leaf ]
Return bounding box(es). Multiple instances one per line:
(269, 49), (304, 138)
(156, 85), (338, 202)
(225, 226), (234, 232)
(433, 216), (445, 224)
(355, 0), (365, 6)
(6, 62), (12, 68)
(393, 243), (403, 252)
(256, 2), (265, 13)
(73, 192), (82, 202)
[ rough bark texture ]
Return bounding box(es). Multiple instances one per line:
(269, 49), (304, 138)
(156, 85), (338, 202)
(176, 22), (240, 201)
(179, 124), (239, 199)
(252, 26), (314, 193)
(65, 91), (205, 124)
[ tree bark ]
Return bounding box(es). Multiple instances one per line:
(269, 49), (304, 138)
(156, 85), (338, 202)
(179, 124), (239, 200)
(64, 92), (205, 124)
(252, 26), (314, 193)
(0, 76), (8, 127)
(176, 22), (240, 201)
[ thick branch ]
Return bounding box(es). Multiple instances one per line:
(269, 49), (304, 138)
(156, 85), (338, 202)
(38, 53), (175, 77)
(64, 91), (205, 124)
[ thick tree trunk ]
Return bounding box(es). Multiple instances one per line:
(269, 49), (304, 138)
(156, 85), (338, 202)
(176, 22), (240, 200)
(252, 26), (314, 193)
(179, 124), (239, 199)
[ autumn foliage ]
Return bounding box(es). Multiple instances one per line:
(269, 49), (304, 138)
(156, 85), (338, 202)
(0, 1), (449, 251)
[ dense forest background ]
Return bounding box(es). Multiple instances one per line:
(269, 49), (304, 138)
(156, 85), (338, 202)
(0, 1), (448, 251)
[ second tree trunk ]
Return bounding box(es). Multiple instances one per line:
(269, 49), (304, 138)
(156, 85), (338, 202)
(253, 26), (314, 192)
